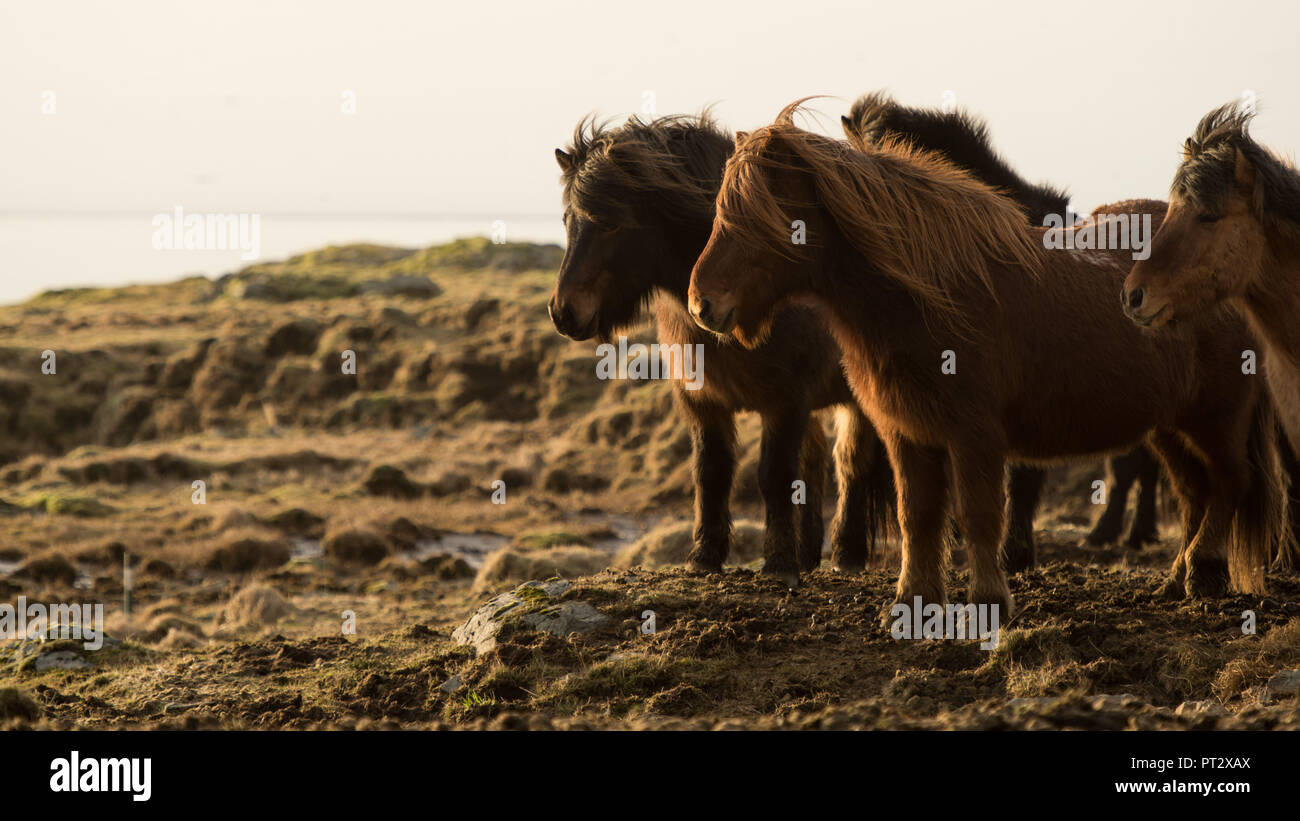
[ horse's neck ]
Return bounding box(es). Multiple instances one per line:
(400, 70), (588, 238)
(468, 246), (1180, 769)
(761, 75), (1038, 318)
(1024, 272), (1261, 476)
(814, 250), (941, 378)
(1242, 242), (1300, 369)
(650, 221), (711, 340)
(656, 232), (706, 305)
(1247, 243), (1300, 450)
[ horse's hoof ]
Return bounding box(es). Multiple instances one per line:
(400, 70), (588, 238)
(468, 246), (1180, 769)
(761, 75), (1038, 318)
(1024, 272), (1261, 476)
(880, 591), (948, 628)
(685, 555), (724, 576)
(1000, 549), (1034, 575)
(970, 588), (1015, 621)
(1085, 524), (1121, 547)
(761, 564), (801, 589)
(1157, 577), (1186, 600)
(1127, 529), (1158, 549)
(831, 561), (866, 574)
(797, 556), (823, 574)
(1185, 561), (1230, 599)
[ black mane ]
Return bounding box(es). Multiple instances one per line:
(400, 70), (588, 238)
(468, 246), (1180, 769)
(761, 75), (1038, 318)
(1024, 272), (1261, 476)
(560, 112), (733, 228)
(1175, 102), (1300, 230)
(844, 91), (1069, 225)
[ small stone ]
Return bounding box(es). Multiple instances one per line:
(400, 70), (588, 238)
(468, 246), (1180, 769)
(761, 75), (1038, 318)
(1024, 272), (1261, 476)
(452, 579), (609, 654)
(1264, 670), (1300, 701)
(1174, 700), (1225, 717)
(34, 651), (92, 672)
(440, 674), (465, 694)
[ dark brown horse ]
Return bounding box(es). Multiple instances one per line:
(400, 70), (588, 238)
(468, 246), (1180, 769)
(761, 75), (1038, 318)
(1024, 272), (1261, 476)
(688, 103), (1283, 614)
(551, 113), (892, 585)
(1123, 102), (1300, 569)
(843, 92), (1163, 552)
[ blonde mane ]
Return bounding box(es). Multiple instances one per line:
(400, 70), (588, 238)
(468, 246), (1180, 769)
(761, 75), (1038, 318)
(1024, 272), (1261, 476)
(716, 102), (1044, 329)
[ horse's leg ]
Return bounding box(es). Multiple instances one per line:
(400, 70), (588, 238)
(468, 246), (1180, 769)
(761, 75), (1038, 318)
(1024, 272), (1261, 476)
(829, 405), (879, 572)
(684, 400), (737, 574)
(1001, 465), (1042, 573)
(883, 432), (950, 611)
(1146, 431), (1209, 599)
(1125, 446), (1161, 549)
(951, 444), (1014, 616)
(757, 404), (811, 586)
(796, 418), (828, 572)
(1086, 450), (1139, 546)
(1183, 402), (1280, 597)
(1277, 440), (1300, 572)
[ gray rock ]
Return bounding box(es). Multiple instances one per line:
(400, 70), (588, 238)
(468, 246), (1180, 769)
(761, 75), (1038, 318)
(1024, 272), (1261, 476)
(10, 627), (122, 673)
(439, 673), (465, 694)
(452, 579), (611, 655)
(1265, 670), (1300, 701)
(34, 651), (93, 672)
(163, 702), (201, 715)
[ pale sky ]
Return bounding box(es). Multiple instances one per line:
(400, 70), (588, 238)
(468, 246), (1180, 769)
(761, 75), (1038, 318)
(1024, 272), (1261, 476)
(2, 0), (1297, 223)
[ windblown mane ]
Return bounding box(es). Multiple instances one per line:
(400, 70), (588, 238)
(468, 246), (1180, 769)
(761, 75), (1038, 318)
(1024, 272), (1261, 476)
(844, 91), (1069, 224)
(560, 112), (733, 227)
(1176, 102), (1300, 239)
(717, 101), (1044, 329)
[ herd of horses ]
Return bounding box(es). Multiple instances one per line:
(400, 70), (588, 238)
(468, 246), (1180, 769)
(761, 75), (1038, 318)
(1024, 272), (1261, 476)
(548, 92), (1300, 617)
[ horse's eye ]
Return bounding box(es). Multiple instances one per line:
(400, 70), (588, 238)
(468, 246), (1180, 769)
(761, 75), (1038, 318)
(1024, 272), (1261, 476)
(1198, 213), (1222, 223)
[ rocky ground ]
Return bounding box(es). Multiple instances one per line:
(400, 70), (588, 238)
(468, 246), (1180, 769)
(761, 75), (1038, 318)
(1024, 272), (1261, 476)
(1, 238), (1298, 730)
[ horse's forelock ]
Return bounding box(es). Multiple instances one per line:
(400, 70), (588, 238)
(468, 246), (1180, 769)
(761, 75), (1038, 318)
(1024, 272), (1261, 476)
(564, 113), (729, 225)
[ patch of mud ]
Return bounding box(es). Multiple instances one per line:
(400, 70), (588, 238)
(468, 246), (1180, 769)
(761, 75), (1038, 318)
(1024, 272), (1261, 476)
(411, 532), (510, 568)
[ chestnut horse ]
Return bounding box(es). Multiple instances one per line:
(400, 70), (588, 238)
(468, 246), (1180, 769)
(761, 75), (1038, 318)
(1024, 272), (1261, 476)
(843, 92), (1163, 553)
(688, 104), (1283, 614)
(1122, 102), (1300, 569)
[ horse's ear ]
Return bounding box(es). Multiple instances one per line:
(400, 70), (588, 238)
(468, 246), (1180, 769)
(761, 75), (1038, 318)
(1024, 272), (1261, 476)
(1182, 138), (1197, 161)
(1232, 148), (1256, 190)
(840, 115), (853, 136)
(555, 148), (573, 173)
(735, 130), (749, 143)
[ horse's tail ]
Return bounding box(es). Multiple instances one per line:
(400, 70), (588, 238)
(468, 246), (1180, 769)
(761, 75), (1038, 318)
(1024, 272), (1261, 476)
(1272, 425), (1300, 572)
(1230, 395), (1286, 592)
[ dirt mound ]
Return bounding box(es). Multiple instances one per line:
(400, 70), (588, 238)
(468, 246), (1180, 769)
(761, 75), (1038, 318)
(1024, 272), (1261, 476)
(220, 584), (292, 630)
(203, 533), (292, 573)
(0, 688), (40, 723)
(323, 529), (390, 565)
(473, 546), (611, 593)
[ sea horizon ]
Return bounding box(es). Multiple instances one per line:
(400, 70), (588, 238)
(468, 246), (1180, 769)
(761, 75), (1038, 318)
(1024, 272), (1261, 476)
(0, 212), (566, 306)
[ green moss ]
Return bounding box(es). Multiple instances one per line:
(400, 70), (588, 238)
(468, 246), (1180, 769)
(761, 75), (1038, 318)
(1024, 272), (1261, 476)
(23, 492), (115, 517)
(515, 586), (551, 604)
(515, 530), (591, 551)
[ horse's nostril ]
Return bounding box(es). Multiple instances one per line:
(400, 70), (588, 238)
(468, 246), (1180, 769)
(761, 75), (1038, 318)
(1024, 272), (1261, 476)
(550, 301), (574, 331)
(1126, 288), (1145, 310)
(696, 298), (713, 323)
